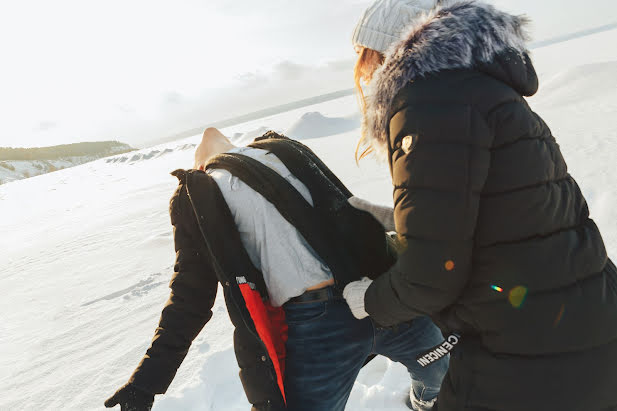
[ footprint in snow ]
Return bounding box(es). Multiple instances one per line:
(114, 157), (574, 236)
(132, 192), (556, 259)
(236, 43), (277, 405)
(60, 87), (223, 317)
(81, 272), (166, 306)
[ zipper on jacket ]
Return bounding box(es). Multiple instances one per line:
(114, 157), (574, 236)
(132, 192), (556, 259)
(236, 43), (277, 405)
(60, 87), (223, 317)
(186, 176), (282, 400)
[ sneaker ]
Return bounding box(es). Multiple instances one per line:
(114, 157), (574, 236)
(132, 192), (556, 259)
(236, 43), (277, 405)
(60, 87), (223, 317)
(407, 388), (437, 411)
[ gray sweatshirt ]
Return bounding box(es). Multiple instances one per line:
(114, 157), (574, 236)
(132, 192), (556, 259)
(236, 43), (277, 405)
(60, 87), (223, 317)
(208, 146), (333, 307)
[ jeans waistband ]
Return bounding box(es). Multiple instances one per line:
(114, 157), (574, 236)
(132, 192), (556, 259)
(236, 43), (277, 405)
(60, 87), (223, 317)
(285, 286), (341, 305)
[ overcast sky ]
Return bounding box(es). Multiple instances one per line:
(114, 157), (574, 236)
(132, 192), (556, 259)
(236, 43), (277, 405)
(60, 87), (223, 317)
(1, 0), (616, 148)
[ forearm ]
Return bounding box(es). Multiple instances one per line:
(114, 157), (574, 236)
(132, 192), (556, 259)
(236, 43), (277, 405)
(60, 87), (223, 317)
(129, 294), (213, 394)
(115, 181), (218, 398)
(364, 236), (473, 327)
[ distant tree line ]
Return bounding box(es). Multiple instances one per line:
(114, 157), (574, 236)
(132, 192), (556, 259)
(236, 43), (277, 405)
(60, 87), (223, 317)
(0, 141), (134, 161)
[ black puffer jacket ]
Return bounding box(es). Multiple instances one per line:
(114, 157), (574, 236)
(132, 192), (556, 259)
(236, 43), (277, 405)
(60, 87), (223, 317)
(128, 170), (287, 411)
(361, 2), (617, 410)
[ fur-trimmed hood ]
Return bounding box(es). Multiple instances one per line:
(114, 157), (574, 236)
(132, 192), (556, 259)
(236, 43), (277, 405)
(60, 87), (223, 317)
(363, 0), (536, 152)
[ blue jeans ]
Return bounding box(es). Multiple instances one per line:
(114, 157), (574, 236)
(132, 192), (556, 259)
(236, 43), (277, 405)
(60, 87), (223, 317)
(283, 293), (448, 411)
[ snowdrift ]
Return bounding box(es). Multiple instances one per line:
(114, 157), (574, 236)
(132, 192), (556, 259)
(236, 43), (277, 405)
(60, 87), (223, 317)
(105, 143), (196, 164)
(231, 126), (273, 146)
(286, 111), (360, 139)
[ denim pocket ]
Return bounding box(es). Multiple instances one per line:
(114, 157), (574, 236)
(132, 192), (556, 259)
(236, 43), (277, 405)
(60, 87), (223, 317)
(284, 301), (328, 325)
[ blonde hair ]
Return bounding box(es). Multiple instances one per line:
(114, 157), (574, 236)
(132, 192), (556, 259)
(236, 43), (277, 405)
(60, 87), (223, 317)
(354, 46), (385, 161)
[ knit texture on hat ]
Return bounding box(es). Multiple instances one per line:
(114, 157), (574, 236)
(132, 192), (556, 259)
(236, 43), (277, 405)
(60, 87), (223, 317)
(352, 0), (438, 53)
(361, 0), (531, 157)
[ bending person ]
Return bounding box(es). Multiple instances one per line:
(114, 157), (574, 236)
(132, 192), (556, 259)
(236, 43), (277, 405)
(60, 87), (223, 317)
(105, 128), (448, 411)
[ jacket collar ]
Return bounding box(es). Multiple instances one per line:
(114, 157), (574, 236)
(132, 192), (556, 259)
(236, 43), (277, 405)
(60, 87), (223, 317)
(363, 0), (537, 153)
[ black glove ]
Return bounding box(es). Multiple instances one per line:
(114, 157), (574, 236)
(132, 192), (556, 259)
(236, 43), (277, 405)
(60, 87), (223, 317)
(104, 383), (154, 411)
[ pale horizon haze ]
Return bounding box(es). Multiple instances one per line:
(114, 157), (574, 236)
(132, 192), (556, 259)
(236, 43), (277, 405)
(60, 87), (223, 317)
(1, 0), (616, 148)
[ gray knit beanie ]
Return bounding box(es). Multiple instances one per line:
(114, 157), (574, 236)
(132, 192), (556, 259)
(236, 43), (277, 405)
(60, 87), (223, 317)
(352, 0), (439, 53)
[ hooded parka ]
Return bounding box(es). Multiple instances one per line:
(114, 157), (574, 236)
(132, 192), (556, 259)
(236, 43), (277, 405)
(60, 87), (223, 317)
(361, 2), (617, 410)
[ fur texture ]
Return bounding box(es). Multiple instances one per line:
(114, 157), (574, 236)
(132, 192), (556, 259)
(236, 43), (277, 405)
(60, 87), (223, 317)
(362, 0), (531, 154)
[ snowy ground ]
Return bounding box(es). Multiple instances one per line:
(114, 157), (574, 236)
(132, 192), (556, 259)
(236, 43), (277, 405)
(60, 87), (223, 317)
(1, 29), (616, 410)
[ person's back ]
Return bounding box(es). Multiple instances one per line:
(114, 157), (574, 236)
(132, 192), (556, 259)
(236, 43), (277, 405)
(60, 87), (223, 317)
(393, 64), (617, 410)
(208, 146), (334, 307)
(387, 66), (615, 353)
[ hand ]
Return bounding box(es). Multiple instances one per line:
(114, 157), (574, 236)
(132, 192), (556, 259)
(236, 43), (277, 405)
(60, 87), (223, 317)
(343, 277), (373, 319)
(348, 196), (395, 232)
(104, 383), (154, 411)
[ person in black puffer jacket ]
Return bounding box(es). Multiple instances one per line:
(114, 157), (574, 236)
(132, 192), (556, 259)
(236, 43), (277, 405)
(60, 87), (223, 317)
(342, 1), (617, 410)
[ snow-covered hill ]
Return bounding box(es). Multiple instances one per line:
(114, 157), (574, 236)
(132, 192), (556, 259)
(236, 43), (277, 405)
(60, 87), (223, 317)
(0, 158), (86, 184)
(104, 143), (196, 165)
(1, 29), (616, 411)
(0, 142), (133, 185)
(286, 111), (360, 139)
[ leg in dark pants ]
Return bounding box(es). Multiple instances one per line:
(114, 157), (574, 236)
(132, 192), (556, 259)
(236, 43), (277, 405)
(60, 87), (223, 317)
(283, 295), (448, 411)
(374, 316), (449, 410)
(283, 298), (373, 410)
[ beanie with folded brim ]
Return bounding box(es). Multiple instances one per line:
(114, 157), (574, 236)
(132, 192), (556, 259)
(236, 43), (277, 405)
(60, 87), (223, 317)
(352, 0), (438, 53)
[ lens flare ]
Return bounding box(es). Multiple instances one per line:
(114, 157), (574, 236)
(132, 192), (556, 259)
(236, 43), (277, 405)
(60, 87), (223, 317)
(491, 285), (503, 293)
(508, 286), (528, 308)
(554, 304), (566, 327)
